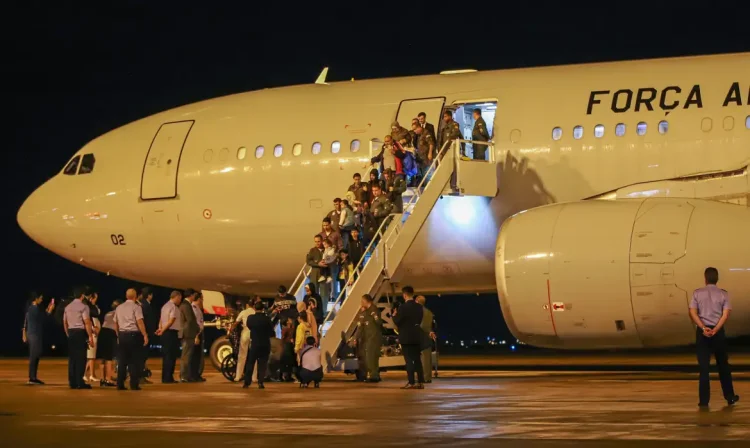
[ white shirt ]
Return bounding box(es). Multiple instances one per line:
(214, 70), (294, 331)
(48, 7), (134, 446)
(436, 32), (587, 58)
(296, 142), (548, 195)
(300, 345), (322, 371)
(236, 308), (256, 337)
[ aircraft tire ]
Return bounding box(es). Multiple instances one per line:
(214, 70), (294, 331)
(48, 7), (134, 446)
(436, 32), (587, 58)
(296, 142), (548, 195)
(209, 336), (233, 371)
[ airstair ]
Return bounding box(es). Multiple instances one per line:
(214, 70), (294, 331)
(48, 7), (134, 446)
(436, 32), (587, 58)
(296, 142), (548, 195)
(287, 139), (498, 371)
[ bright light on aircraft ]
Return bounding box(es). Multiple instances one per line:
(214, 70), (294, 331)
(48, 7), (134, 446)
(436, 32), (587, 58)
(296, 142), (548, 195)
(446, 197), (475, 225)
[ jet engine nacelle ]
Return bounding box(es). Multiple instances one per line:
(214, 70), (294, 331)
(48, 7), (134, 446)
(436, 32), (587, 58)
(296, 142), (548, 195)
(496, 198), (750, 349)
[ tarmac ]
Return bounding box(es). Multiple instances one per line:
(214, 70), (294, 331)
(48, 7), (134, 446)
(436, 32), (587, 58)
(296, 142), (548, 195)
(1, 355), (749, 447)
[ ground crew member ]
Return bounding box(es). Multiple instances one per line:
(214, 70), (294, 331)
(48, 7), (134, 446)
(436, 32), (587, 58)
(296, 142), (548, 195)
(155, 290), (182, 383)
(689, 267), (740, 407)
(63, 286), (95, 389)
(416, 296), (436, 383)
(114, 288), (148, 390)
(356, 294), (382, 382)
(23, 291), (55, 385)
(471, 108), (490, 161)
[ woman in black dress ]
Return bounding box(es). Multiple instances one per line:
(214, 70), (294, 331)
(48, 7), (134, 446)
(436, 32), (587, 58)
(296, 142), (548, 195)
(96, 300), (119, 387)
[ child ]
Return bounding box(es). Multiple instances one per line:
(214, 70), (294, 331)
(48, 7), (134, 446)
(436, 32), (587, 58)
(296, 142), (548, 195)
(295, 313), (312, 356)
(279, 317), (295, 382)
(338, 249), (355, 298)
(298, 336), (323, 388)
(318, 238), (338, 284)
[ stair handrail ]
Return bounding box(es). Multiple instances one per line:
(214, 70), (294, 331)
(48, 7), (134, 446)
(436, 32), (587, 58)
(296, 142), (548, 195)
(288, 263), (312, 295)
(321, 212), (398, 328)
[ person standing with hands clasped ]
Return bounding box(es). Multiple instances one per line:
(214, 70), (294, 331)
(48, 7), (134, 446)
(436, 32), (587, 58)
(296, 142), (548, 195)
(114, 288), (149, 390)
(393, 286), (426, 389)
(689, 267), (740, 408)
(63, 287), (95, 390)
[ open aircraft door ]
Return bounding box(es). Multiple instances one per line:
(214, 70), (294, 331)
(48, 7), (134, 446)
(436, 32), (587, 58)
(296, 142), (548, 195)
(140, 120), (194, 201)
(395, 97), (446, 131)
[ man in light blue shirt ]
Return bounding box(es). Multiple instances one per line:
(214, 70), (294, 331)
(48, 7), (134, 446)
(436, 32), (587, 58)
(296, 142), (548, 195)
(155, 290), (182, 383)
(63, 286), (95, 389)
(689, 267), (739, 407)
(114, 288), (149, 390)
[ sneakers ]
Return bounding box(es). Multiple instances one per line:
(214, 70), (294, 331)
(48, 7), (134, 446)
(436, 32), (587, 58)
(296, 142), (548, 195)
(27, 379), (44, 385)
(326, 276), (333, 284)
(318, 276), (326, 282)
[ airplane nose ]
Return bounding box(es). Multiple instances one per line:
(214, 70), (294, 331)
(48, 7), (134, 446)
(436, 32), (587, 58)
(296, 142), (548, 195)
(17, 184), (57, 246)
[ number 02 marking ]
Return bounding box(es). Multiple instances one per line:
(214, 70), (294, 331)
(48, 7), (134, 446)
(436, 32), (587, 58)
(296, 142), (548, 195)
(110, 234), (126, 245)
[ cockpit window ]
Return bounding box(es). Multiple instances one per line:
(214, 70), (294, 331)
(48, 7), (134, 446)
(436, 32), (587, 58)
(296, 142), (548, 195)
(63, 156), (80, 175)
(79, 154), (96, 174)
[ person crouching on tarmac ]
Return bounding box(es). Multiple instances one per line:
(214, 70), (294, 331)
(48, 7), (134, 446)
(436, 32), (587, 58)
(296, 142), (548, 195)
(355, 294), (382, 383)
(298, 336), (323, 388)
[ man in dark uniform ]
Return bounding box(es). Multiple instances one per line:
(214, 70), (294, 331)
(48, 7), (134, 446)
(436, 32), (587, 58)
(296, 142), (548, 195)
(242, 301), (275, 389)
(114, 288), (149, 390)
(63, 286), (95, 389)
(138, 287), (157, 383)
(471, 108), (491, 161)
(382, 168), (406, 213)
(393, 286), (425, 389)
(369, 184), (393, 231)
(355, 294), (382, 382)
(439, 110), (462, 156)
(689, 267), (740, 408)
(23, 291), (55, 385)
(416, 296), (437, 383)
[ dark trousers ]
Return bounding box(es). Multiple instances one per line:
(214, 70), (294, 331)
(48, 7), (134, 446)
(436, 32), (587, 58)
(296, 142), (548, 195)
(402, 344), (425, 385)
(280, 342), (295, 379)
(67, 329), (87, 388)
(28, 334), (42, 380)
(190, 333), (205, 379)
(141, 332), (153, 372)
(696, 327), (736, 405)
(161, 330), (179, 382)
(243, 344), (270, 386)
(117, 332), (143, 389)
(299, 367), (323, 385)
(180, 336), (195, 380)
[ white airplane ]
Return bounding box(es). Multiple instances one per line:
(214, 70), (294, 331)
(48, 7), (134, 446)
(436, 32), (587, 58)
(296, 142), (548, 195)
(17, 52), (750, 370)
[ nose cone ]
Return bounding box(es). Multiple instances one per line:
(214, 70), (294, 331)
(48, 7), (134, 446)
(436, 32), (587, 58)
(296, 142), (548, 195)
(17, 182), (59, 248)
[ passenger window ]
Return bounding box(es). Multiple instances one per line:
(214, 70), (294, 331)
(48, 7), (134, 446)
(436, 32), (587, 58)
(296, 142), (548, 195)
(551, 127), (562, 140)
(274, 144), (283, 158)
(292, 143), (302, 156)
(78, 154), (96, 174)
(237, 147), (247, 160)
(573, 126), (583, 140)
(746, 115), (750, 129)
(312, 142), (321, 155)
(615, 123), (626, 137)
(658, 121), (668, 134)
(637, 122), (647, 136)
(350, 139), (361, 152)
(594, 125), (605, 138)
(255, 145), (265, 159)
(331, 141), (341, 154)
(63, 156), (80, 175)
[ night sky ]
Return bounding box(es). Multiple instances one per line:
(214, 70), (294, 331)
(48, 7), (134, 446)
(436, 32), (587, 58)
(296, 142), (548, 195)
(6, 5), (749, 356)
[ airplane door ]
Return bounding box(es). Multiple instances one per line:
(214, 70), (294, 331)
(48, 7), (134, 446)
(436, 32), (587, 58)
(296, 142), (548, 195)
(140, 120), (194, 200)
(396, 97), (446, 130)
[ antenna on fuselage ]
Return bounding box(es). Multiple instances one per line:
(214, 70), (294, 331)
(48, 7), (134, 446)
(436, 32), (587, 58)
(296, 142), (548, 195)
(315, 67), (329, 85)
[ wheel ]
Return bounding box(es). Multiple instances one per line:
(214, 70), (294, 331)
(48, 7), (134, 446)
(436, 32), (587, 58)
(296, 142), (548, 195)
(209, 336), (233, 371)
(221, 355), (237, 382)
